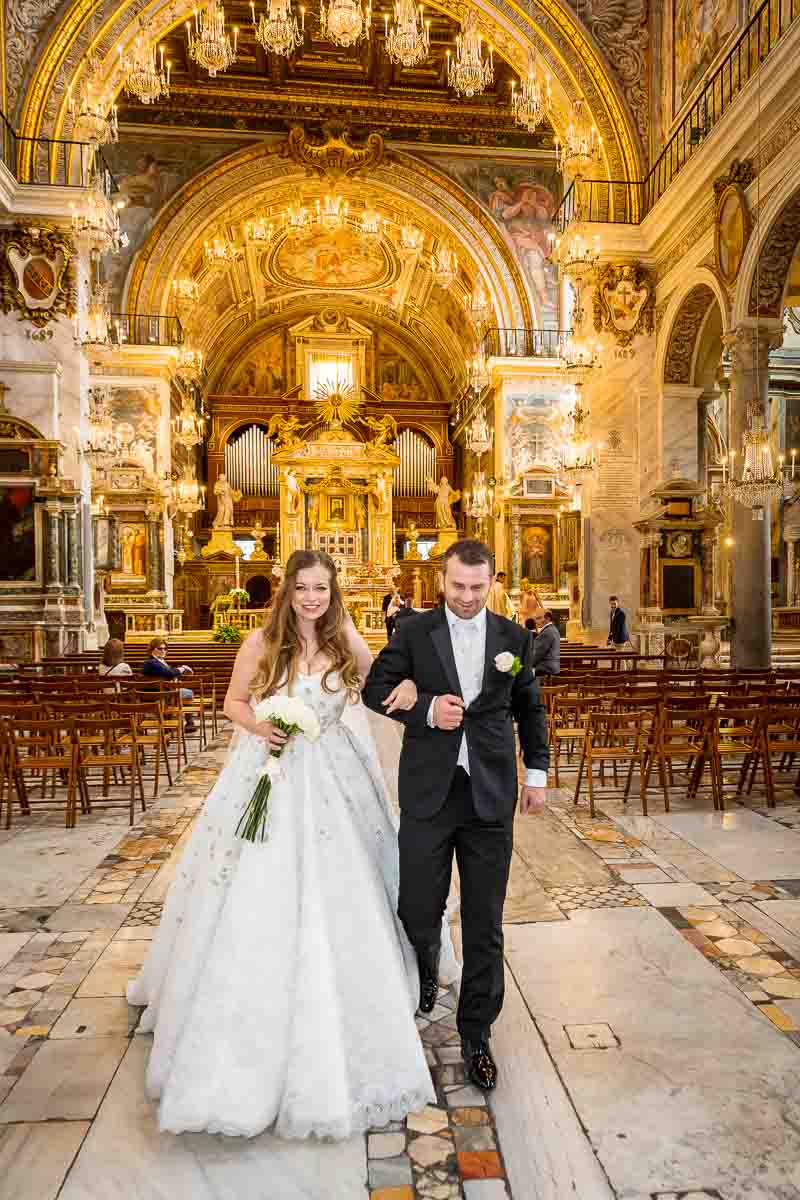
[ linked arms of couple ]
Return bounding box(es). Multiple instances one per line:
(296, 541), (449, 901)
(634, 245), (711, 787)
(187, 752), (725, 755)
(221, 620), (420, 751)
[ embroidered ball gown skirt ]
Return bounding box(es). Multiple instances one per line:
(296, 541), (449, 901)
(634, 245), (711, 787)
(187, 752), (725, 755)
(128, 674), (451, 1140)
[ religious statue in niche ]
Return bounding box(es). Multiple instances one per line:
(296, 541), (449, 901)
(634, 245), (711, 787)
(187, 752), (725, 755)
(284, 467), (301, 515)
(212, 473), (242, 528)
(369, 471), (391, 516)
(593, 263), (654, 347)
(427, 476), (461, 529)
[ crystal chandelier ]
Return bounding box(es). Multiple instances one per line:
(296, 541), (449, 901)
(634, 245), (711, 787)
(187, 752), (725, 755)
(359, 208), (385, 239)
(320, 0), (371, 47)
(556, 96), (602, 177)
(558, 335), (601, 380)
(511, 52), (551, 133)
(466, 402), (493, 454)
(251, 0), (304, 56)
(317, 194), (349, 230)
(172, 394), (207, 448)
(70, 187), (127, 255)
(556, 229), (600, 280)
(172, 278), (200, 305)
(203, 235), (239, 268)
(174, 467), (206, 516)
(67, 55), (118, 146)
(186, 2), (238, 76)
(447, 12), (493, 98)
(175, 347), (205, 387)
(465, 281), (491, 325)
(558, 388), (597, 480)
(464, 470), (493, 521)
(431, 243), (458, 289)
(119, 33), (171, 105)
(467, 351), (490, 397)
(244, 215), (275, 243)
(77, 281), (112, 346)
(398, 221), (423, 253)
(384, 0), (430, 67)
(722, 398), (784, 516)
(284, 204), (311, 236)
(82, 387), (121, 470)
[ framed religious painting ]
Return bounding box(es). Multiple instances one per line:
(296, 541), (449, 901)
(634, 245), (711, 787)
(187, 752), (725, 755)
(0, 481), (40, 586)
(715, 183), (751, 287)
(520, 520), (557, 588)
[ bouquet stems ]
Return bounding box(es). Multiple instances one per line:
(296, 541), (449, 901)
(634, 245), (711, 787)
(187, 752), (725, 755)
(235, 719), (300, 844)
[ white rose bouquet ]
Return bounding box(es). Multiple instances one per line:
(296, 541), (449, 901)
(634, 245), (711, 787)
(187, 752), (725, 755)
(235, 695), (321, 843)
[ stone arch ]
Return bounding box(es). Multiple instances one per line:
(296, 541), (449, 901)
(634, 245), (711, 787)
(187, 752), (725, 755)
(659, 270), (730, 387)
(734, 172), (800, 327)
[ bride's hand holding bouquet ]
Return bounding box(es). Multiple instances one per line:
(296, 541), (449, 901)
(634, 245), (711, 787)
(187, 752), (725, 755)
(237, 695), (321, 844)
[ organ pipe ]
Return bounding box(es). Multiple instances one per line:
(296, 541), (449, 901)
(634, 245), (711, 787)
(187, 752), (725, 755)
(394, 428), (435, 497)
(224, 424), (279, 498)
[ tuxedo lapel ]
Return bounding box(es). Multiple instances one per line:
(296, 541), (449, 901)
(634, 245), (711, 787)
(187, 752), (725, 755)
(480, 608), (503, 697)
(430, 609), (462, 698)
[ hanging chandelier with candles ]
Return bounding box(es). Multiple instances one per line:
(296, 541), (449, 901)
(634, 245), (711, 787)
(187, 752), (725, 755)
(172, 277), (200, 306)
(81, 387), (121, 470)
(558, 335), (601, 379)
(385, 0), (430, 67)
(70, 188), (127, 256)
(467, 351), (490, 397)
(173, 466), (206, 517)
(67, 55), (118, 147)
(203, 234), (239, 268)
(464, 470), (493, 522)
(447, 12), (493, 98)
(553, 228), (600, 280)
(431, 242), (458, 289)
(172, 394), (207, 447)
(187, 2), (238, 76)
(175, 348), (206, 388)
(722, 398), (784, 516)
(119, 33), (171, 105)
(511, 52), (551, 133)
(555, 95), (602, 178)
(359, 207), (385, 240)
(558, 388), (597, 480)
(320, 0), (371, 47)
(466, 402), (494, 455)
(465, 280), (491, 325)
(76, 281), (113, 347)
(398, 221), (423, 253)
(251, 0), (305, 56)
(244, 215), (275, 243)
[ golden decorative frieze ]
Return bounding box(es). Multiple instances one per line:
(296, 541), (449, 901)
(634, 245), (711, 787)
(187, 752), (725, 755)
(280, 123), (385, 181)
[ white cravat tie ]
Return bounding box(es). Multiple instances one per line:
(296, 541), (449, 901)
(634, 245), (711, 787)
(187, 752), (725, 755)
(451, 617), (484, 773)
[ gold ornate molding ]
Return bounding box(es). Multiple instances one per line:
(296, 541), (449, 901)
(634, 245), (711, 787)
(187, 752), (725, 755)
(593, 262), (654, 348)
(280, 123), (385, 181)
(0, 225), (75, 328)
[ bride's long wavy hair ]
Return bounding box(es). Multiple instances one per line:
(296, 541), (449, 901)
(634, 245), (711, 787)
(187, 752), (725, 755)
(251, 550), (360, 701)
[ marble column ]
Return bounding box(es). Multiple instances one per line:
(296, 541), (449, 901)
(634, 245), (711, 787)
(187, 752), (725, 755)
(65, 506), (81, 592)
(146, 508), (163, 594)
(701, 528), (718, 614)
(785, 535), (796, 606)
(649, 533), (662, 612)
(726, 323), (783, 669)
(45, 505), (62, 590)
(510, 519), (522, 590)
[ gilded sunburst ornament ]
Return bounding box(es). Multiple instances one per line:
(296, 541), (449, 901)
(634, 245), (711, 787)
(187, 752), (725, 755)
(314, 381), (362, 428)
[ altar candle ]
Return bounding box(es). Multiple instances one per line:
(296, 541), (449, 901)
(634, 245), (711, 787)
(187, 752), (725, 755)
(235, 554), (240, 589)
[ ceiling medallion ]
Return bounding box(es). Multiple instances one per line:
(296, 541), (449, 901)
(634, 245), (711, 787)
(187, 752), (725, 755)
(556, 96), (603, 178)
(186, 1), (239, 77)
(281, 123), (385, 181)
(384, 0), (430, 67)
(250, 0), (305, 57)
(511, 52), (551, 134)
(67, 54), (118, 146)
(119, 31), (171, 105)
(320, 0), (371, 47)
(447, 12), (493, 99)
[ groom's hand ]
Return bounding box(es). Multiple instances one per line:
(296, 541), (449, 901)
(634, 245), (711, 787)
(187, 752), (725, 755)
(519, 785), (546, 815)
(383, 679), (418, 714)
(432, 695), (464, 730)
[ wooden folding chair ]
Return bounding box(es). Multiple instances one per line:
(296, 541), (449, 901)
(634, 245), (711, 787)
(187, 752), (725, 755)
(2, 716), (80, 828)
(73, 715), (145, 825)
(580, 710), (655, 817)
(107, 697), (173, 799)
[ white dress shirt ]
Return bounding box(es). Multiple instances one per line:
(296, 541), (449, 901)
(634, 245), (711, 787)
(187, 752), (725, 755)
(428, 605), (547, 790)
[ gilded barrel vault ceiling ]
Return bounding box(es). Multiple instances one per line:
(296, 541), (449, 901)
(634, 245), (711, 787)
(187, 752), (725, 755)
(13, 0), (644, 184)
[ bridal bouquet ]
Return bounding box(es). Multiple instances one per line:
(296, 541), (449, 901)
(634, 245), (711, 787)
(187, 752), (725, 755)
(235, 696), (321, 844)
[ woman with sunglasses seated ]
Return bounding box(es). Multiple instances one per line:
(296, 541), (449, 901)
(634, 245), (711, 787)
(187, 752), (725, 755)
(141, 637), (196, 731)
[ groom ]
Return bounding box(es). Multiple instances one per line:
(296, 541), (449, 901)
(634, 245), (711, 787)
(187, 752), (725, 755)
(363, 538), (549, 1090)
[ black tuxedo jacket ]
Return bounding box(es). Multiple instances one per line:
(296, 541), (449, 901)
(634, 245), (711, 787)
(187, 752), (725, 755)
(363, 605), (549, 821)
(608, 607), (629, 645)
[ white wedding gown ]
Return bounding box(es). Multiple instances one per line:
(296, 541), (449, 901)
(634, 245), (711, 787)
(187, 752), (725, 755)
(128, 672), (458, 1140)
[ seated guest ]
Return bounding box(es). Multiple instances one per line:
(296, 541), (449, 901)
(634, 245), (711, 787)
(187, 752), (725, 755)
(392, 594), (419, 633)
(98, 638), (133, 678)
(141, 637), (196, 730)
(385, 589), (403, 639)
(531, 610), (560, 676)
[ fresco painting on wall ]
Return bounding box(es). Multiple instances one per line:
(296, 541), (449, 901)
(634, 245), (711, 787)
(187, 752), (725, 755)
(225, 332), (286, 396)
(108, 387), (161, 476)
(426, 155), (561, 327)
(272, 227), (390, 290)
(673, 0), (738, 114)
(376, 338), (430, 404)
(105, 136), (243, 304)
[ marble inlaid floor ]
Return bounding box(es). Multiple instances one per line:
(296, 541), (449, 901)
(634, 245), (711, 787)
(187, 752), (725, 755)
(2, 739), (800, 1198)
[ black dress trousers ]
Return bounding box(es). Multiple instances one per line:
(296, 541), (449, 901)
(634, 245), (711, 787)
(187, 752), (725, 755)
(397, 766), (514, 1043)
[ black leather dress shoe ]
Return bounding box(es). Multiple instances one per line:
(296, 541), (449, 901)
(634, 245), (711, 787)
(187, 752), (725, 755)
(461, 1038), (498, 1091)
(416, 946), (440, 1015)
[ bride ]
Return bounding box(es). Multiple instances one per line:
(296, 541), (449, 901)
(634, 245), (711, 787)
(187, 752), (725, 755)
(127, 549), (457, 1140)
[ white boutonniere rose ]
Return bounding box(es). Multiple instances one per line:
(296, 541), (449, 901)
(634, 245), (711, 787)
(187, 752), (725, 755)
(495, 651), (523, 677)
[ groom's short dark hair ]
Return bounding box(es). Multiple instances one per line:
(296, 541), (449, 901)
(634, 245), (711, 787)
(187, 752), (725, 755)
(443, 539), (492, 572)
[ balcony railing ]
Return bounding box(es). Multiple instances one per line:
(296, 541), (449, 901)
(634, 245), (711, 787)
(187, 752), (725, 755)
(555, 0), (799, 231)
(482, 327), (570, 358)
(110, 314), (184, 347)
(0, 111), (115, 199)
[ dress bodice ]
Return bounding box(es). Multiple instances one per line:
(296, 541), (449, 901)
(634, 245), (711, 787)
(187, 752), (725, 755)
(284, 670), (347, 734)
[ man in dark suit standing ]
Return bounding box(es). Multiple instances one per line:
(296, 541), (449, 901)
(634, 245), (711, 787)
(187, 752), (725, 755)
(363, 539), (549, 1092)
(607, 595), (630, 648)
(532, 609), (560, 676)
